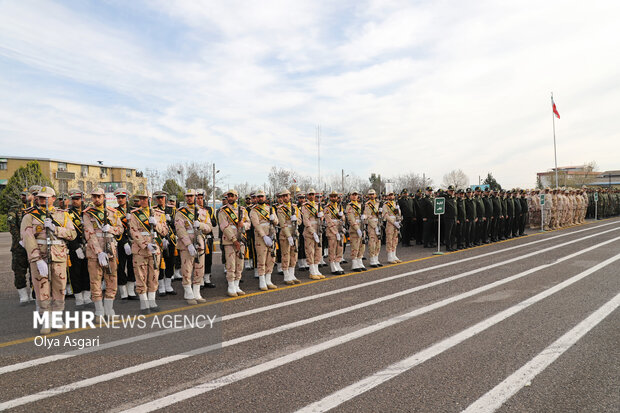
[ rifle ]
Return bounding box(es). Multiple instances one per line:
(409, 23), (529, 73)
(45, 198), (52, 278)
(236, 204), (247, 259)
(291, 203), (299, 253)
(268, 205), (278, 258)
(147, 197), (158, 270)
(192, 201), (203, 263)
(102, 197), (111, 274)
(358, 196), (367, 245)
(316, 202), (323, 247)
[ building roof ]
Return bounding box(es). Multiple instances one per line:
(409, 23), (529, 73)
(1, 156), (137, 170)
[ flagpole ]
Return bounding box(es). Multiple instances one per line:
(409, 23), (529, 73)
(551, 92), (559, 189)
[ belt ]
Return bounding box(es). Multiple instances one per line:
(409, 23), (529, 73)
(140, 232), (150, 236)
(37, 239), (64, 245)
(96, 233), (115, 238)
(187, 229), (194, 234)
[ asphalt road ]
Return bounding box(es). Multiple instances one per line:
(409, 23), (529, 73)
(0, 218), (618, 412)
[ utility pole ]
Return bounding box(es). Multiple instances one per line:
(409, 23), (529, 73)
(341, 169), (344, 192)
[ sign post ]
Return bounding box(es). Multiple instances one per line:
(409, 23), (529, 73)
(434, 197), (445, 255)
(594, 192), (599, 220)
(539, 193), (545, 232)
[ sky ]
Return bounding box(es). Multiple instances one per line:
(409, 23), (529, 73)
(1, 0), (619, 190)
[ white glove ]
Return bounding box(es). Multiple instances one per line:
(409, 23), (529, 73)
(376, 227), (381, 235)
(338, 211), (343, 217)
(336, 233), (341, 241)
(378, 207), (383, 212)
(165, 214), (171, 222)
(97, 252), (109, 267)
(270, 214), (277, 221)
(36, 259), (48, 277)
(290, 215), (297, 222)
(101, 224), (111, 233)
(124, 243), (132, 255)
(44, 218), (56, 231)
(187, 244), (197, 257)
(317, 212), (324, 218)
(149, 216), (157, 225)
(19, 240), (24, 248)
(147, 243), (157, 253)
(396, 205), (400, 211)
(263, 235), (273, 247)
(76, 248), (85, 259)
(194, 220), (201, 229)
(287, 236), (294, 246)
(162, 239), (169, 249)
(361, 214), (366, 220)
(394, 222), (401, 229)
(357, 229), (363, 237)
(313, 233), (320, 243)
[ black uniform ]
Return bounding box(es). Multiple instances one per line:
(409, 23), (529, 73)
(67, 206), (90, 296)
(444, 193), (457, 251)
(421, 195), (435, 248)
(465, 195), (477, 248)
(483, 194), (493, 243)
(398, 194), (415, 246)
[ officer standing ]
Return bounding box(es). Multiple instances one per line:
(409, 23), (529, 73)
(302, 189), (324, 279)
(82, 187), (123, 321)
(364, 189), (383, 267)
(444, 186), (457, 252)
(421, 187), (436, 248)
(346, 190), (367, 271)
(324, 190), (346, 275)
(66, 189), (92, 308)
(464, 188), (477, 248)
(154, 190), (177, 296)
(114, 187), (138, 301)
(456, 189), (467, 249)
(398, 189), (415, 247)
(276, 189), (302, 285)
(8, 189), (33, 305)
(197, 189), (217, 289)
(21, 186), (77, 333)
(382, 190), (402, 263)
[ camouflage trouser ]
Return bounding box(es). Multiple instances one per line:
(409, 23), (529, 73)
(349, 234), (365, 260)
(30, 260), (67, 311)
(12, 247), (30, 289)
(255, 237), (275, 276)
(179, 249), (204, 286)
(278, 236), (297, 271)
(133, 253), (160, 294)
(327, 234), (343, 263)
(385, 224), (398, 253)
(223, 245), (243, 282)
(367, 228), (381, 257)
(87, 257), (118, 301)
(303, 232), (321, 265)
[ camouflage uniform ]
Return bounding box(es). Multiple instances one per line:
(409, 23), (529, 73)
(249, 190), (279, 290)
(345, 192), (366, 272)
(382, 195), (402, 263)
(20, 187), (76, 329)
(218, 190), (251, 297)
(364, 190), (383, 267)
(276, 190), (301, 285)
(301, 189), (324, 279)
(175, 189), (212, 304)
(129, 193), (169, 312)
(82, 188), (123, 319)
(324, 193), (345, 275)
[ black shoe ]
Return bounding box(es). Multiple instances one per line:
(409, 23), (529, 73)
(128, 295), (139, 301)
(360, 267), (368, 271)
(166, 290), (177, 295)
(150, 305), (160, 312)
(362, 257), (367, 261)
(204, 283), (216, 288)
(370, 264), (378, 268)
(140, 308), (151, 315)
(341, 260), (348, 264)
(331, 271), (340, 275)
(338, 271), (345, 275)
(376, 263), (383, 267)
(278, 271), (284, 275)
(158, 291), (167, 297)
(319, 263), (328, 268)
(353, 268), (363, 272)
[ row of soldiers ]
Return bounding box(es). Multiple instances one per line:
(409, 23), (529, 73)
(8, 183), (618, 334)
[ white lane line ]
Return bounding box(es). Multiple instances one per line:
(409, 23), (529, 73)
(4, 236), (617, 410)
(2, 222), (616, 376)
(461, 291), (620, 413)
(115, 240), (620, 413)
(296, 251), (620, 413)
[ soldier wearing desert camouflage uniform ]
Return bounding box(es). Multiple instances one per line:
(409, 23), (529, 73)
(20, 186), (77, 334)
(346, 190), (367, 272)
(250, 189), (279, 290)
(382, 190), (402, 263)
(82, 187), (123, 321)
(128, 190), (169, 313)
(276, 189), (302, 285)
(302, 189), (324, 279)
(66, 188), (92, 308)
(324, 191), (346, 275)
(363, 189), (383, 267)
(175, 189), (213, 304)
(218, 189), (251, 297)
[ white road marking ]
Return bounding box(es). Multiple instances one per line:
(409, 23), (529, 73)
(296, 251), (620, 413)
(1, 222), (616, 376)
(461, 291), (620, 413)
(115, 240), (620, 413)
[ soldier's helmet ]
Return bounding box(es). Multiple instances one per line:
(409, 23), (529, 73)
(425, 186), (433, 192)
(91, 187), (105, 195)
(307, 188), (316, 194)
(367, 189), (376, 195)
(154, 190), (168, 198)
(280, 189), (291, 196)
(69, 188), (84, 198)
(226, 189), (238, 196)
(114, 188), (129, 197)
(255, 190), (266, 196)
(196, 189), (205, 196)
(29, 185), (42, 195)
(185, 189), (197, 196)
(447, 185), (455, 191)
(133, 189), (149, 198)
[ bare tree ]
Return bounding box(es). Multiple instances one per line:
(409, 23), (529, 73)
(390, 173), (427, 193)
(442, 169), (469, 189)
(145, 168), (163, 194)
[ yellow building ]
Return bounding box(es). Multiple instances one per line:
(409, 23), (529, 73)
(0, 156), (147, 195)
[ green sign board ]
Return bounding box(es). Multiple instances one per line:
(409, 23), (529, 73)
(434, 197), (445, 215)
(540, 194), (545, 205)
(594, 192), (599, 202)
